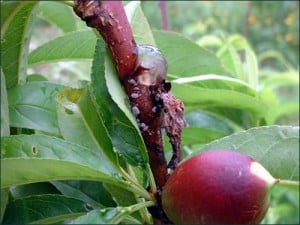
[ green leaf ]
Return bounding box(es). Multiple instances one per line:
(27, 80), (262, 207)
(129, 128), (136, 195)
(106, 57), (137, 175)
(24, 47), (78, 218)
(1, 2), (22, 35)
(69, 201), (154, 224)
(171, 82), (267, 119)
(51, 180), (116, 208)
(153, 31), (229, 79)
(68, 208), (120, 224)
(103, 184), (137, 207)
(217, 34), (259, 87)
(10, 182), (60, 199)
(261, 70), (299, 88)
(1, 134), (124, 188)
(28, 30), (97, 65)
(26, 74), (48, 82)
(56, 87), (117, 168)
(180, 127), (225, 146)
(37, 1), (77, 33)
(217, 36), (244, 81)
(1, 188), (9, 223)
(8, 81), (64, 134)
(2, 194), (88, 224)
(1, 2), (39, 88)
(1, 70), (10, 136)
(103, 184), (142, 221)
(27, 1), (157, 66)
(125, 1), (155, 45)
(197, 126), (299, 181)
(185, 110), (235, 135)
(173, 74), (258, 97)
(90, 39), (148, 167)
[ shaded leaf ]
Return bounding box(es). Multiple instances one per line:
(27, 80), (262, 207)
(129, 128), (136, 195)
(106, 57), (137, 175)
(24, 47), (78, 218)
(56, 87), (116, 168)
(10, 182), (60, 199)
(38, 1), (77, 33)
(185, 110), (235, 135)
(51, 180), (116, 209)
(1, 188), (9, 223)
(28, 30), (97, 65)
(90, 39), (148, 167)
(197, 126), (299, 181)
(1, 2), (38, 88)
(8, 81), (64, 134)
(1, 70), (10, 136)
(3, 194), (88, 224)
(103, 184), (142, 221)
(1, 2), (22, 32)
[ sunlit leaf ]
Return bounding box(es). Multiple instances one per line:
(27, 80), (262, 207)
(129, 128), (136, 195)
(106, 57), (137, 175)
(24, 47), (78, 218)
(153, 31), (229, 79)
(3, 194), (88, 224)
(171, 82), (267, 118)
(1, 134), (125, 188)
(28, 30), (97, 65)
(38, 1), (77, 33)
(125, 1), (155, 45)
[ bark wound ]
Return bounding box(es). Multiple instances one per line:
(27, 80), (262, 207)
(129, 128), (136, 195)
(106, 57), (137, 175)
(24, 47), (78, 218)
(161, 92), (187, 170)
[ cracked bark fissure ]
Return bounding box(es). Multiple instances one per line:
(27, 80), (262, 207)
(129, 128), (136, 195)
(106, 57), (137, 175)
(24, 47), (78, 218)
(73, 1), (186, 223)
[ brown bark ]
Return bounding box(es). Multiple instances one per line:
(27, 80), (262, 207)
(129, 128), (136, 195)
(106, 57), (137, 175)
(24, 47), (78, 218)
(73, 0), (137, 79)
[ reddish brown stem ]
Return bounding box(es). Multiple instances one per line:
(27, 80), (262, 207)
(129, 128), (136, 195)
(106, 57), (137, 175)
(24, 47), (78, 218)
(73, 0), (137, 79)
(159, 1), (169, 31)
(122, 77), (168, 190)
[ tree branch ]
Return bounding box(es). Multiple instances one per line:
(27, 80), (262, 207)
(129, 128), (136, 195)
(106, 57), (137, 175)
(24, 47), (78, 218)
(73, 1), (186, 223)
(73, 0), (137, 79)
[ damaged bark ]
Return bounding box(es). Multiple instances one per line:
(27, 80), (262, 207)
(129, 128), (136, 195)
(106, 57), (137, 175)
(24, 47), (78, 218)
(73, 1), (186, 223)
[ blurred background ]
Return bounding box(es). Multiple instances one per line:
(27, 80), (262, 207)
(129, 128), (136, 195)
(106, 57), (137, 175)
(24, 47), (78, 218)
(142, 1), (299, 70)
(28, 2), (299, 224)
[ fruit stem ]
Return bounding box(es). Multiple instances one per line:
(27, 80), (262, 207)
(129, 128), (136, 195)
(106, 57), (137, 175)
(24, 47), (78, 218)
(126, 164), (153, 224)
(119, 166), (154, 201)
(276, 179), (300, 191)
(146, 163), (157, 194)
(110, 201), (155, 224)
